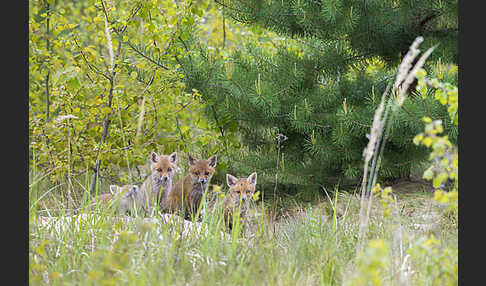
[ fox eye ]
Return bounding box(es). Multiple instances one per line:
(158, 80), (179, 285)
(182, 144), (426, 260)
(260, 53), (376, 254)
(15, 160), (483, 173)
(204, 171), (209, 175)
(194, 171), (200, 175)
(237, 190), (241, 194)
(167, 167), (172, 172)
(156, 168), (162, 172)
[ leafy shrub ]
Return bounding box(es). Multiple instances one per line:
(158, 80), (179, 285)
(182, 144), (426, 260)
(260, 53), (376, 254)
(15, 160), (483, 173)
(414, 66), (458, 219)
(346, 239), (391, 286)
(408, 235), (458, 286)
(29, 0), (235, 198)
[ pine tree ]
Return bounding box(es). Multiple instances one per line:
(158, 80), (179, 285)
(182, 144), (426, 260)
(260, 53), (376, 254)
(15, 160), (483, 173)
(178, 0), (458, 195)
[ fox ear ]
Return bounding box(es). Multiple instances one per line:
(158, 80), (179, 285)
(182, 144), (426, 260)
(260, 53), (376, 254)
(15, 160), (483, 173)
(226, 174), (238, 187)
(208, 154), (217, 168)
(188, 154), (196, 166)
(169, 152), (178, 164)
(109, 185), (118, 195)
(248, 172), (257, 186)
(150, 151), (159, 163)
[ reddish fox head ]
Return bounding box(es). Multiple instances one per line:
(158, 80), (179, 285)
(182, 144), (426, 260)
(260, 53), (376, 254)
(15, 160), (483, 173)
(226, 172), (257, 207)
(150, 151), (178, 185)
(188, 154), (217, 186)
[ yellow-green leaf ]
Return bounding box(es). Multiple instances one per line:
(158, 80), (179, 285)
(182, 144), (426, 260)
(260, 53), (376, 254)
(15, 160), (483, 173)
(423, 168), (434, 180)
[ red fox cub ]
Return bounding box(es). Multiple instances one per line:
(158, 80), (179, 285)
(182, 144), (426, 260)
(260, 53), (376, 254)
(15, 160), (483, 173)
(223, 172), (257, 230)
(166, 154), (217, 219)
(88, 184), (140, 215)
(139, 151), (178, 215)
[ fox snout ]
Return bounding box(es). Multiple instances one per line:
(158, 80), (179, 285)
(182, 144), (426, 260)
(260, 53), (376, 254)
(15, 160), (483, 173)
(198, 178), (208, 184)
(154, 173), (171, 185)
(237, 195), (249, 205)
(127, 185), (139, 199)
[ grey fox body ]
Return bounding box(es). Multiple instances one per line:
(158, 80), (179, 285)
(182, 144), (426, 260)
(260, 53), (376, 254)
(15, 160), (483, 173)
(87, 184), (140, 215)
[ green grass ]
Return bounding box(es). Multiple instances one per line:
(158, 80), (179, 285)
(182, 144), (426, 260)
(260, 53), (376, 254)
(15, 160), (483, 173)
(29, 177), (457, 286)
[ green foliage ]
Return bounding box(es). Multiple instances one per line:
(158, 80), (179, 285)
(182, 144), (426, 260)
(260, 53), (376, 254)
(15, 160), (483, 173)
(346, 239), (391, 286)
(414, 66), (458, 216)
(29, 176), (456, 285)
(343, 63), (458, 286)
(220, 0), (458, 64)
(346, 234), (457, 286)
(196, 1), (280, 55)
(85, 230), (139, 285)
(371, 184), (394, 219)
(408, 235), (458, 285)
(177, 0), (458, 195)
(29, 2), (457, 286)
(29, 0), (231, 192)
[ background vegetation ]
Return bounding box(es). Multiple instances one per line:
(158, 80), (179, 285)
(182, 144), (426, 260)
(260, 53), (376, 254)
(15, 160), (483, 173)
(29, 0), (458, 285)
(177, 0), (458, 196)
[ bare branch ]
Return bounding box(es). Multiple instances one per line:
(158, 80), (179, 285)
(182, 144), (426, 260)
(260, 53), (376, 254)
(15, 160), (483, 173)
(120, 3), (143, 34)
(73, 37), (111, 81)
(126, 40), (171, 70)
(136, 69), (157, 142)
(101, 0), (114, 72)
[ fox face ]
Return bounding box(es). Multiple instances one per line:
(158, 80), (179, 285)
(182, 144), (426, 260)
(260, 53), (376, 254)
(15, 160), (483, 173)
(226, 172), (257, 208)
(188, 154), (217, 186)
(150, 151), (178, 185)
